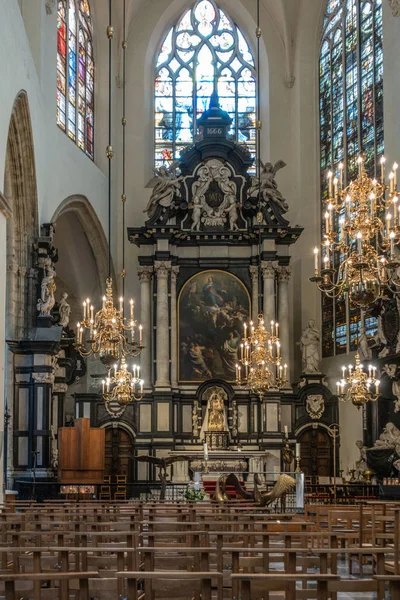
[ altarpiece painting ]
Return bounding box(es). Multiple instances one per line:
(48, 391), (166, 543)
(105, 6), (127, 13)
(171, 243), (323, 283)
(179, 270), (250, 382)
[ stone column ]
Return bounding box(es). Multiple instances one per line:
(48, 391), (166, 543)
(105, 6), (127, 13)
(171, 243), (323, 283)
(261, 261), (277, 326)
(277, 265), (292, 377)
(170, 266), (179, 388)
(138, 266), (153, 389)
(249, 266), (259, 322)
(155, 261), (171, 389)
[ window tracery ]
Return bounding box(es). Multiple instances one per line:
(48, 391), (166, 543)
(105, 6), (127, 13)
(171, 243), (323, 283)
(154, 0), (256, 170)
(57, 0), (94, 159)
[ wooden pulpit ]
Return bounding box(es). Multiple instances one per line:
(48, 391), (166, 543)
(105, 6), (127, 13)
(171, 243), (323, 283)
(58, 418), (105, 484)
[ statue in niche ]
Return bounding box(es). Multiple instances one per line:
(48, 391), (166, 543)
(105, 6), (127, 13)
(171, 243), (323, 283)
(58, 292), (71, 329)
(247, 159), (288, 214)
(199, 386), (229, 440)
(37, 258), (56, 316)
(190, 197), (202, 231)
(208, 391), (226, 431)
(298, 319), (320, 373)
(226, 197), (239, 231)
(144, 163), (182, 223)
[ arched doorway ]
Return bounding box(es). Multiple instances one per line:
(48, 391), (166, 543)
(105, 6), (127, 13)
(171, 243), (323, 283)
(104, 425), (134, 484)
(298, 427), (332, 479)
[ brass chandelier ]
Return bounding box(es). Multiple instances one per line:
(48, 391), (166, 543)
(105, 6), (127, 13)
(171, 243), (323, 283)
(236, 316), (288, 398)
(336, 353), (380, 409)
(234, 0), (288, 399)
(310, 155), (400, 307)
(102, 357), (144, 417)
(75, 0), (143, 368)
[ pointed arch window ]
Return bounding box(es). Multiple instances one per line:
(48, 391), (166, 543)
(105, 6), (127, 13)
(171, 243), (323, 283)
(319, 0), (383, 357)
(154, 0), (256, 170)
(57, 0), (94, 159)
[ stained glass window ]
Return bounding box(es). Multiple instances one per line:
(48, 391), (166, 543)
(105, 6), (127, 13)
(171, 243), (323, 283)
(154, 0), (256, 169)
(57, 0), (94, 159)
(320, 0), (383, 357)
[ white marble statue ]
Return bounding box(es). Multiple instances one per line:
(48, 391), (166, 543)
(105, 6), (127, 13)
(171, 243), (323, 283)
(226, 197), (239, 231)
(355, 439), (368, 480)
(37, 259), (56, 316)
(190, 197), (202, 231)
(298, 319), (320, 373)
(372, 422), (400, 455)
(58, 292), (71, 328)
(358, 327), (372, 361)
(247, 159), (288, 213)
(144, 163), (182, 221)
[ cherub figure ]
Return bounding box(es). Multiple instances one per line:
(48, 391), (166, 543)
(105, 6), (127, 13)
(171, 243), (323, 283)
(190, 197), (202, 231)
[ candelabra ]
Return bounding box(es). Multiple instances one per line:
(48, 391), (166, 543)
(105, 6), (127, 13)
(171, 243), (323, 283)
(102, 356), (144, 418)
(310, 155), (400, 307)
(235, 315), (288, 399)
(75, 277), (143, 365)
(336, 353), (380, 408)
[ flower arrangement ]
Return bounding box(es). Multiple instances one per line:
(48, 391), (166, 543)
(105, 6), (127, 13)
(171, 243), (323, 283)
(184, 482), (205, 502)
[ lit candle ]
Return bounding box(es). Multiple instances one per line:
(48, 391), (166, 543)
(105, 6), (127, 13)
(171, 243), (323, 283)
(370, 193), (375, 219)
(333, 177), (338, 198)
(394, 196), (398, 225)
(375, 380), (380, 394)
(336, 381), (340, 395)
(119, 297), (123, 314)
(139, 324), (143, 345)
(276, 322), (279, 338)
(102, 380), (105, 394)
(130, 299), (134, 320)
(283, 363), (287, 380)
(390, 172), (394, 194)
(380, 156), (386, 184)
(368, 365), (372, 378)
(357, 155), (363, 181)
(327, 170), (333, 197)
(79, 326), (83, 345)
(271, 321), (275, 337)
(393, 162), (398, 189)
(284, 425), (288, 438)
(314, 247), (319, 274)
(203, 442), (209, 460)
(325, 210), (330, 233)
(83, 300), (87, 320)
(296, 443), (300, 459)
(276, 341), (281, 359)
(390, 231), (395, 258)
(90, 305), (94, 321)
(338, 162), (344, 189)
(345, 194), (351, 218)
(102, 295), (106, 309)
(244, 322), (247, 337)
(342, 366), (346, 378)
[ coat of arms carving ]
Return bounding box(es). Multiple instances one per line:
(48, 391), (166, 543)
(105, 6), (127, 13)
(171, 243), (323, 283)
(306, 394), (325, 420)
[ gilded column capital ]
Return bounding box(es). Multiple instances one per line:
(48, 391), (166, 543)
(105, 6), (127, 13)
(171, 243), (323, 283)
(277, 265), (292, 283)
(154, 260), (171, 280)
(138, 266), (153, 282)
(261, 261), (278, 279)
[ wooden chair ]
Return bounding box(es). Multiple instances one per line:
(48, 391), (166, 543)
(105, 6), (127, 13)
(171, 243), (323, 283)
(116, 570), (223, 600)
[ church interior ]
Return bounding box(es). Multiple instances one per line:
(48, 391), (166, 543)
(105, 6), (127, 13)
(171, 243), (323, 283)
(1, 0), (400, 597)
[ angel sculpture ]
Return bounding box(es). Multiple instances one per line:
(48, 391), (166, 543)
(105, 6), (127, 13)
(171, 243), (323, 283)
(131, 454), (187, 500)
(144, 163), (182, 224)
(247, 159), (288, 214)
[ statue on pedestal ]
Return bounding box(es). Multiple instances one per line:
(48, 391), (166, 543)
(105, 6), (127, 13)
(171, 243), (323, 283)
(58, 292), (71, 329)
(298, 320), (320, 373)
